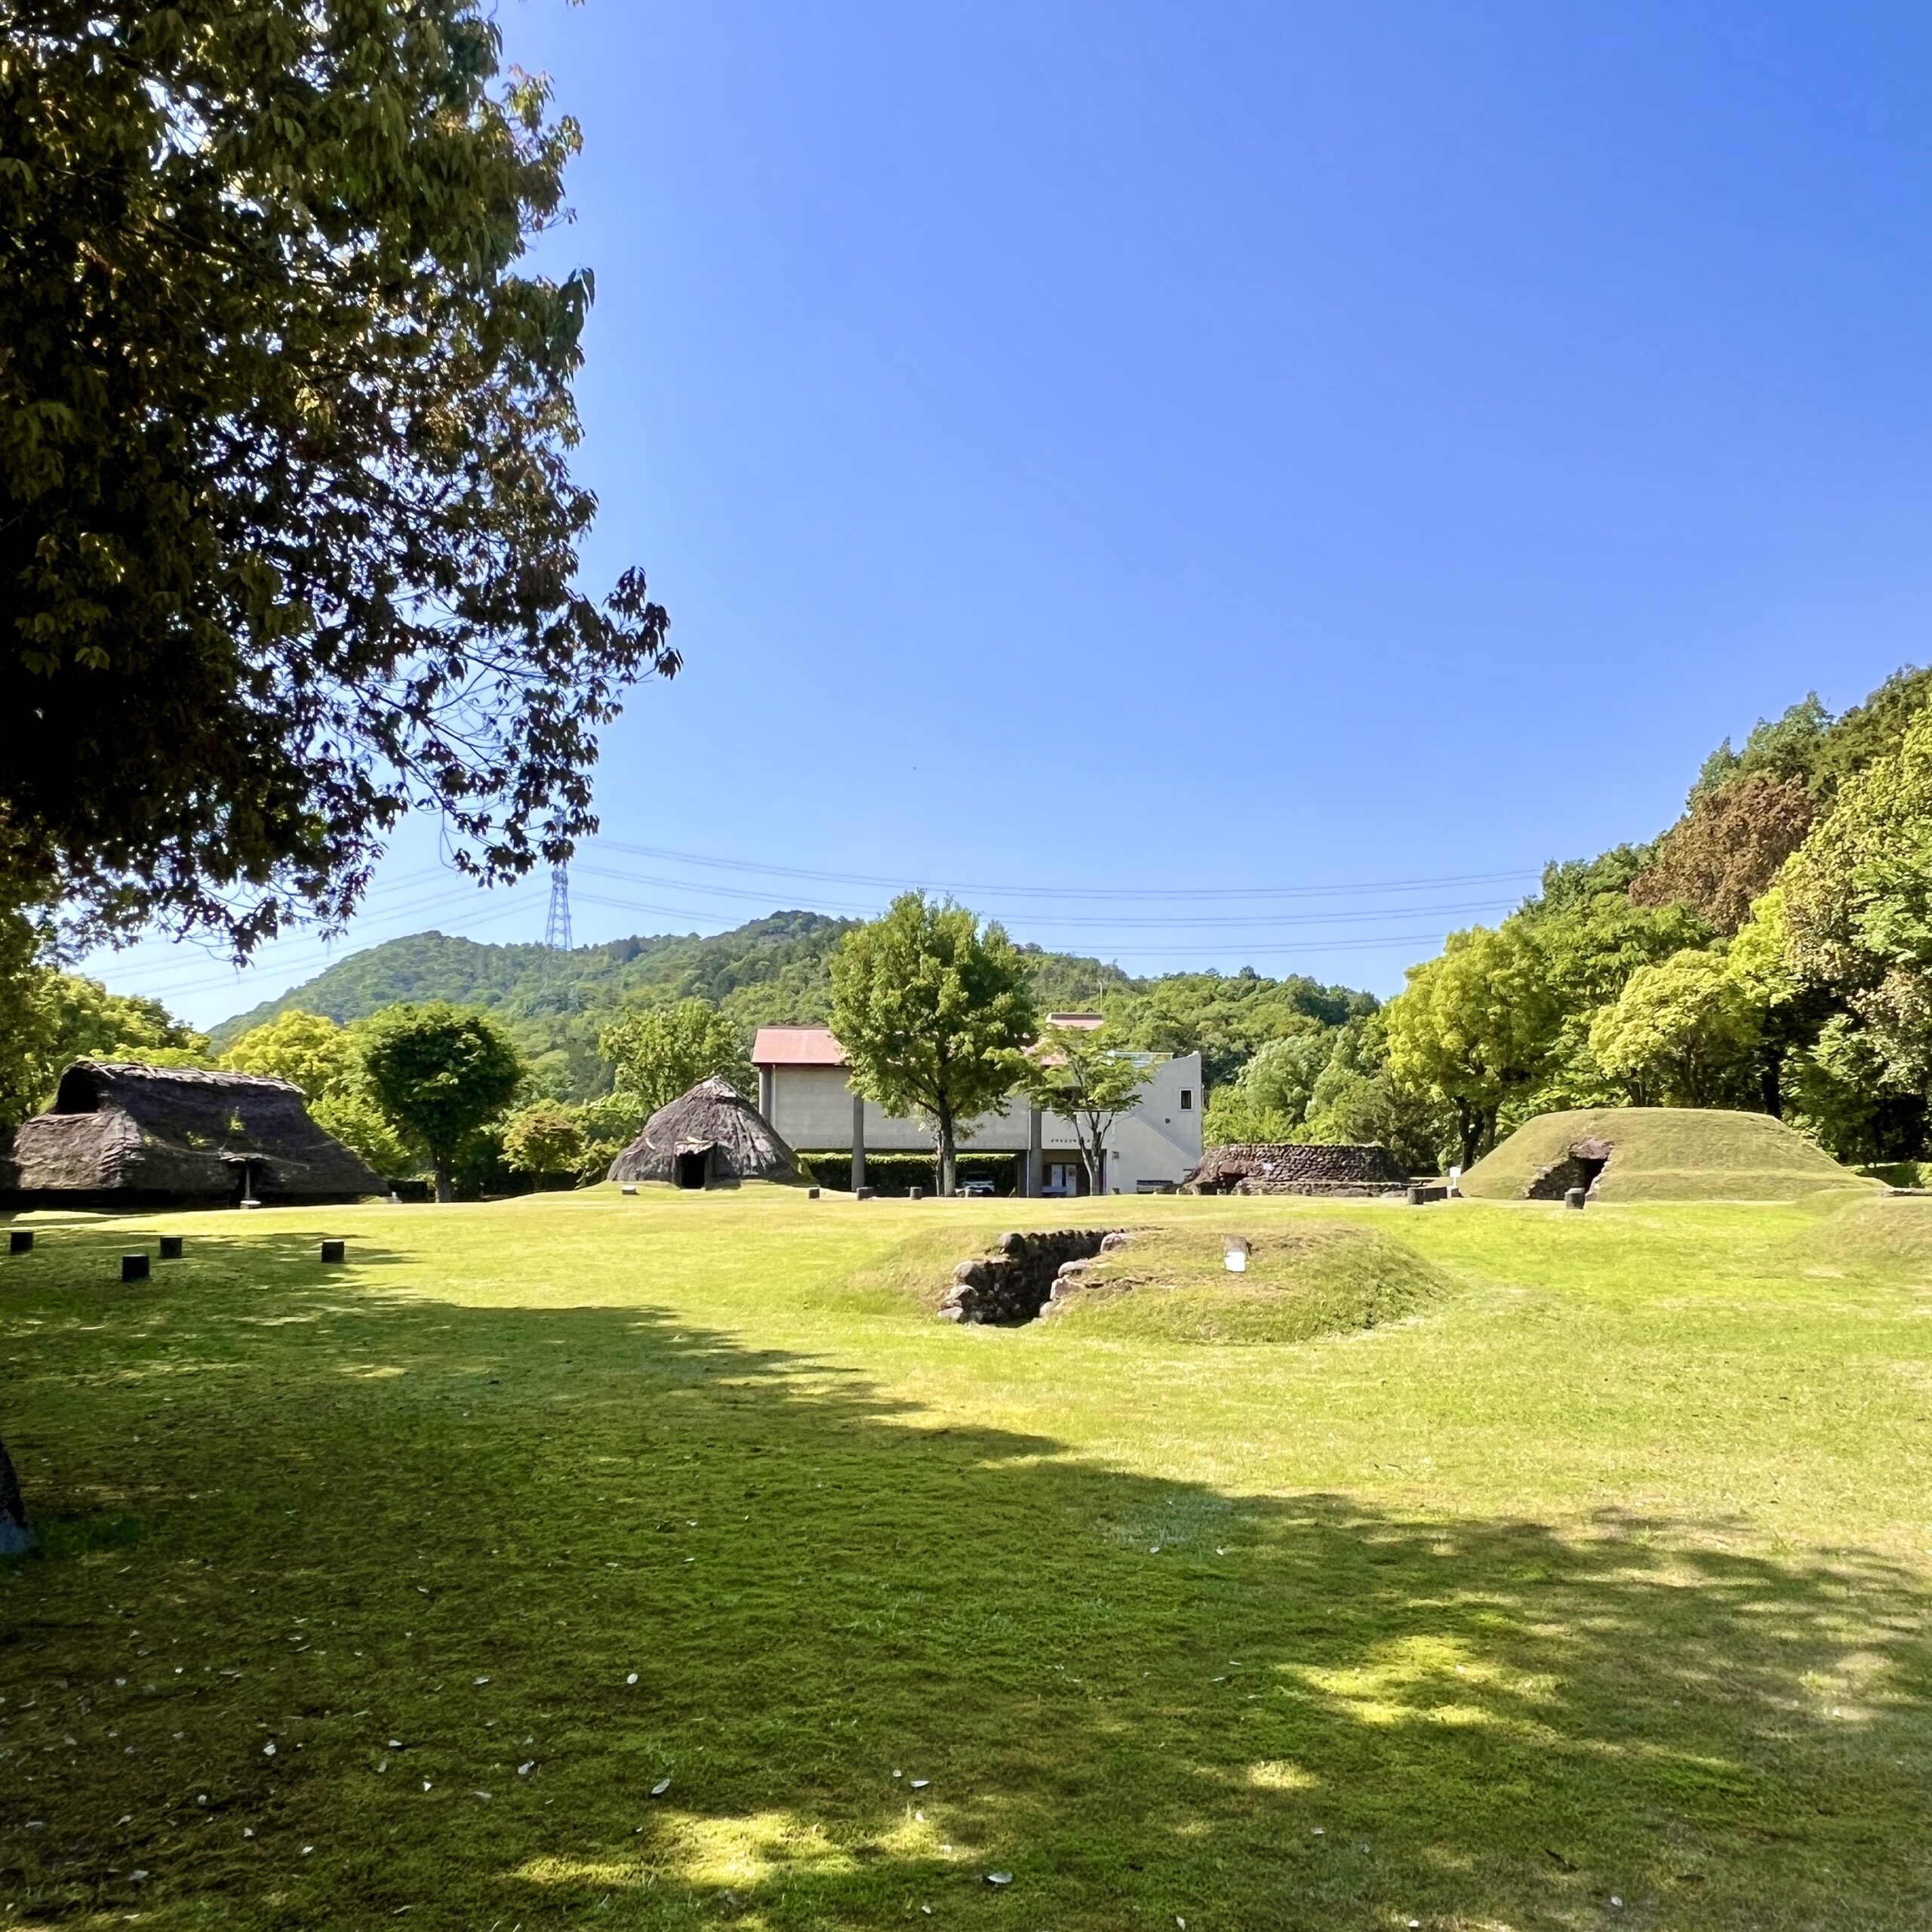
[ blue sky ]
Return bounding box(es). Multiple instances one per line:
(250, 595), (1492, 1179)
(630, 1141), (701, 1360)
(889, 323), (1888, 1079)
(94, 1), (1932, 1026)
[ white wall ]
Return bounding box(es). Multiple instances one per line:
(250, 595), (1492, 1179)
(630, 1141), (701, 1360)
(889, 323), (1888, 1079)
(766, 1051), (1204, 1191)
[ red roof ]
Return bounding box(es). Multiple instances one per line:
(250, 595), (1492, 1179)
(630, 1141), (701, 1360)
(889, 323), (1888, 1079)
(752, 1025), (848, 1068)
(1045, 1012), (1106, 1030)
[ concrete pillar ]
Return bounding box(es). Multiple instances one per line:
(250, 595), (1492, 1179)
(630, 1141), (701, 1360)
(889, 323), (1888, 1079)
(851, 1094), (866, 1195)
(758, 1065), (775, 1121)
(1026, 1109), (1042, 1198)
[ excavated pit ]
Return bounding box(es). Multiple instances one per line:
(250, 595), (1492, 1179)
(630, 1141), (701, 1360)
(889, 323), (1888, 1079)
(940, 1229), (1130, 1325)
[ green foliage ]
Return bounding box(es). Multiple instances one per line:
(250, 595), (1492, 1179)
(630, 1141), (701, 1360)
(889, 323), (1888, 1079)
(219, 1007), (414, 1177)
(828, 894), (1038, 1191)
(502, 1103), (587, 1187)
(220, 1010), (356, 1099)
(1588, 951), (1764, 1108)
(569, 1090), (651, 1186)
(1102, 970), (1374, 1091)
(1694, 694), (1832, 800)
(1200, 1088), (1303, 1148)
(1019, 1023), (1155, 1194)
(793, 1150), (1020, 1196)
(0, 2), (673, 949)
(0, 916), (208, 1128)
(358, 1004), (526, 1201)
(306, 1086), (415, 1183)
(1385, 925), (1560, 1166)
(598, 998), (751, 1116)
(1512, 889), (1713, 1117)
(209, 915), (1373, 1107)
(1692, 668), (1931, 805)
(1235, 1029), (1333, 1127)
(1783, 704), (1932, 1095)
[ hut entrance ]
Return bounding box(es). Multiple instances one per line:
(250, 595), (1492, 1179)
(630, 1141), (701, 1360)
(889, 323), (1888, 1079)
(673, 1145), (715, 1190)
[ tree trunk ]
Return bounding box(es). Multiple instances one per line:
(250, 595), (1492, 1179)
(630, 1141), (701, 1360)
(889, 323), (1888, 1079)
(1078, 1115), (1104, 1196)
(0, 1434), (30, 1555)
(433, 1152), (454, 1204)
(1457, 1104), (1482, 1172)
(936, 1115), (956, 1196)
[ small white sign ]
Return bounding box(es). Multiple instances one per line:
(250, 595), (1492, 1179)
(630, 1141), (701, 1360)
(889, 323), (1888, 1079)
(1224, 1238), (1249, 1274)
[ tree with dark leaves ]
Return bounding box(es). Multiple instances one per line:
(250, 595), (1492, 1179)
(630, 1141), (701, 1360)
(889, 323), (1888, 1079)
(0, 2), (675, 951)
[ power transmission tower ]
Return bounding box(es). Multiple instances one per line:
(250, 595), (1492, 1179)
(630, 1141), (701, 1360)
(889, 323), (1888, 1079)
(544, 863), (574, 952)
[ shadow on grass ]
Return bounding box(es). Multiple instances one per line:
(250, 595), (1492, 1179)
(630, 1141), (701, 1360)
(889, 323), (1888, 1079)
(1, 1234), (1928, 1928)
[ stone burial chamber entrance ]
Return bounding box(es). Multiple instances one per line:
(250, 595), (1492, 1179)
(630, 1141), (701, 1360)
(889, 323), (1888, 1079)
(939, 1228), (1131, 1325)
(1527, 1137), (1612, 1201)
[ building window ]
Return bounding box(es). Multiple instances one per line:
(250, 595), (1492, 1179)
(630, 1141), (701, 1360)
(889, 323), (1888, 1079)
(1180, 1089), (1192, 1110)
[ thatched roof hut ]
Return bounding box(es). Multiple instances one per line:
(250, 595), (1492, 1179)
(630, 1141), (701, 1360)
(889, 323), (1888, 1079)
(607, 1077), (801, 1189)
(0, 1060), (384, 1208)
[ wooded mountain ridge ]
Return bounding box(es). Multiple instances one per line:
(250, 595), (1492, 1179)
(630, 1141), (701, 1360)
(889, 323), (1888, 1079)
(211, 911), (1374, 1101)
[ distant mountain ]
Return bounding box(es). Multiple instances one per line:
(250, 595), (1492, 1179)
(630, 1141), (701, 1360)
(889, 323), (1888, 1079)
(211, 912), (1374, 1097)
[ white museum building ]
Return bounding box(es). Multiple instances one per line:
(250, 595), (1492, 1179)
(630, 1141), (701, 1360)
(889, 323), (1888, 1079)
(750, 1015), (1204, 1195)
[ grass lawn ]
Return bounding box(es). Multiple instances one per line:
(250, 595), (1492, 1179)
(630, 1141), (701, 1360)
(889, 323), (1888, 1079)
(3, 1185), (1930, 1929)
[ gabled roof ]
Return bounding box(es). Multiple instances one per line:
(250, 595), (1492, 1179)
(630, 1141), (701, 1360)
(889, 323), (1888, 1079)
(1044, 1012), (1106, 1031)
(752, 1025), (848, 1068)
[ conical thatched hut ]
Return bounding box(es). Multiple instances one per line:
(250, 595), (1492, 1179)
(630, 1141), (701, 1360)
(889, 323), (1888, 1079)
(0, 1060), (384, 1209)
(607, 1077), (801, 1189)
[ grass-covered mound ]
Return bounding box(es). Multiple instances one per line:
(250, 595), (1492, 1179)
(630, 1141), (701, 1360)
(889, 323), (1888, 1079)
(1049, 1221), (1451, 1343)
(1461, 1106), (1872, 1202)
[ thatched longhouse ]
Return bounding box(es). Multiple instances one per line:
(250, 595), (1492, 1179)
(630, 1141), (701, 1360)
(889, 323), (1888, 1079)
(608, 1077), (801, 1189)
(0, 1061), (383, 1209)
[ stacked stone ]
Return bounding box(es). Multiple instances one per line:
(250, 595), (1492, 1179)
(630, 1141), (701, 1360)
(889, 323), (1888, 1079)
(939, 1228), (1126, 1325)
(1183, 1143), (1407, 1196)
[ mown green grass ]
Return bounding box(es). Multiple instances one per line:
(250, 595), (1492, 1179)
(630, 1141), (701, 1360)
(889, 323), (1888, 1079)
(2, 1186), (1930, 1930)
(1048, 1223), (1451, 1344)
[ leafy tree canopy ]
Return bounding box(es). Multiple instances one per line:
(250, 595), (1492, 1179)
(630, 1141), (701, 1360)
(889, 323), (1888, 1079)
(1, 1), (673, 950)
(598, 998), (751, 1116)
(220, 1009), (355, 1100)
(1782, 705), (1932, 1095)
(1385, 925), (1559, 1167)
(1019, 1023), (1152, 1195)
(828, 894), (1037, 1193)
(1589, 950), (1764, 1109)
(0, 915), (207, 1127)
(502, 1100), (586, 1186)
(358, 1001), (525, 1201)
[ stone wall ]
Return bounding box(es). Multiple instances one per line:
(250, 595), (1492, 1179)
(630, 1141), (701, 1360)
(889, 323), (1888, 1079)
(1526, 1139), (1612, 1201)
(939, 1228), (1127, 1325)
(1183, 1142), (1407, 1196)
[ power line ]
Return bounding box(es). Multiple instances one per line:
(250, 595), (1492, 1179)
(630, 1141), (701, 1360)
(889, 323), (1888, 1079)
(595, 839), (1540, 903)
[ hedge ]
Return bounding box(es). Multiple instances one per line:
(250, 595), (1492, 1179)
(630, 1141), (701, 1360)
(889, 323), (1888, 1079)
(793, 1150), (1023, 1196)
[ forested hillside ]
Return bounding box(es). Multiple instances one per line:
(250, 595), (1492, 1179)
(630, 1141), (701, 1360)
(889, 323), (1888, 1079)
(1374, 664), (1932, 1168)
(211, 912), (1373, 1101)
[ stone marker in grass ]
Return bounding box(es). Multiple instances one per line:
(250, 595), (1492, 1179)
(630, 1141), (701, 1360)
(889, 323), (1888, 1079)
(8, 1230), (31, 1255)
(159, 1235), (183, 1260)
(320, 1239), (346, 1263)
(122, 1253), (150, 1283)
(1565, 1187), (1587, 1211)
